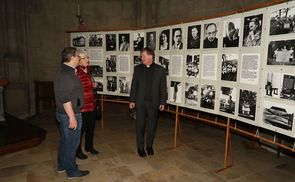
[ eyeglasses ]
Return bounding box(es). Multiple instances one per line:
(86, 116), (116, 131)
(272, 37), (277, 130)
(80, 56), (89, 60)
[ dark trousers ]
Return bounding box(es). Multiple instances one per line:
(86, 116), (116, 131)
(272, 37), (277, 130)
(77, 111), (96, 153)
(136, 101), (159, 150)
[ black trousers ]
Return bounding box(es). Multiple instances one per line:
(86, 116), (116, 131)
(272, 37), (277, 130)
(136, 101), (159, 150)
(77, 111), (96, 153)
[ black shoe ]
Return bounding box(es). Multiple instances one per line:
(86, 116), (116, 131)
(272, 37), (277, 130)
(76, 152), (88, 160)
(67, 170), (89, 179)
(146, 147), (154, 156)
(137, 149), (147, 157)
(85, 148), (99, 155)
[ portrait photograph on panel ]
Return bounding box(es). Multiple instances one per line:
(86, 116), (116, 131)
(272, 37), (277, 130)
(185, 54), (200, 78)
(106, 76), (117, 92)
(89, 33), (103, 47)
(93, 77), (103, 92)
(240, 53), (260, 85)
(269, 5), (295, 35)
(242, 14), (263, 47)
(170, 81), (182, 104)
(202, 54), (217, 80)
(264, 72), (282, 98)
(238, 89), (257, 121)
(187, 25), (201, 49)
(119, 33), (130, 51)
(118, 55), (130, 73)
(159, 55), (170, 75)
(221, 53), (238, 82)
(172, 28), (183, 50)
(263, 100), (294, 132)
(72, 34), (86, 47)
(146, 31), (156, 50)
(159, 29), (170, 50)
(280, 73), (295, 101)
(220, 87), (236, 114)
(134, 56), (141, 66)
(106, 55), (117, 72)
(90, 65), (103, 78)
(133, 32), (144, 51)
(106, 34), (116, 51)
(118, 76), (131, 95)
(171, 55), (183, 77)
(200, 84), (215, 110)
(223, 18), (241, 48)
(185, 83), (198, 107)
(267, 39), (295, 65)
(203, 22), (219, 48)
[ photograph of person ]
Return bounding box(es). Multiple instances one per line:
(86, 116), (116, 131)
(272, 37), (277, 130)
(89, 34), (103, 47)
(223, 18), (240, 47)
(90, 65), (103, 77)
(172, 28), (183, 50)
(264, 72), (282, 98)
(106, 34), (116, 51)
(106, 76), (117, 92)
(184, 83), (198, 106)
(267, 39), (295, 65)
(133, 32), (144, 51)
(170, 81), (182, 103)
(269, 6), (295, 35)
(159, 29), (170, 50)
(119, 33), (130, 51)
(238, 89), (257, 121)
(106, 55), (117, 72)
(219, 87), (236, 114)
(146, 31), (156, 50)
(185, 54), (199, 78)
(118, 76), (130, 94)
(203, 23), (219, 48)
(187, 25), (201, 49)
(159, 55), (170, 75)
(200, 84), (215, 110)
(243, 14), (263, 47)
(221, 54), (238, 82)
(280, 73), (295, 101)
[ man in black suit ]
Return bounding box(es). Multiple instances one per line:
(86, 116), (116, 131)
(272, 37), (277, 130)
(129, 47), (167, 157)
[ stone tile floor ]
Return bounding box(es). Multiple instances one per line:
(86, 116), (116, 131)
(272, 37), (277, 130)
(0, 103), (295, 182)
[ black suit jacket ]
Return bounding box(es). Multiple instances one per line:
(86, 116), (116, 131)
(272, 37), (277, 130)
(130, 63), (167, 109)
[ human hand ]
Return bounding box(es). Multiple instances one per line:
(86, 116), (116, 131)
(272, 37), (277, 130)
(68, 117), (77, 130)
(159, 105), (165, 111)
(129, 102), (135, 109)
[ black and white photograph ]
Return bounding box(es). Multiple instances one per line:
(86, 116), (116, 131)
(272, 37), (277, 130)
(118, 76), (131, 94)
(119, 33), (130, 51)
(269, 6), (295, 35)
(267, 39), (295, 65)
(93, 78), (103, 92)
(72, 35), (86, 47)
(264, 72), (282, 98)
(159, 55), (169, 75)
(106, 34), (116, 51)
(203, 22), (219, 48)
(185, 82), (198, 107)
(221, 53), (238, 82)
(171, 55), (183, 77)
(202, 54), (217, 80)
(185, 54), (199, 78)
(106, 55), (117, 72)
(240, 53), (260, 85)
(89, 33), (103, 47)
(118, 55), (130, 73)
(220, 87), (236, 114)
(159, 29), (170, 50)
(106, 76), (117, 92)
(200, 84), (215, 110)
(90, 65), (103, 77)
(238, 89), (257, 121)
(133, 32), (144, 51)
(187, 25), (201, 49)
(146, 31), (156, 50)
(280, 73), (295, 101)
(169, 81), (182, 104)
(263, 100), (294, 132)
(223, 18), (240, 48)
(242, 14), (263, 47)
(172, 28), (183, 50)
(134, 56), (141, 66)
